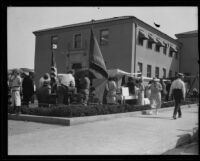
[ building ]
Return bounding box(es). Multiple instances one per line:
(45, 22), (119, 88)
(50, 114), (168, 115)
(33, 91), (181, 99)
(175, 30), (199, 89)
(33, 16), (181, 88)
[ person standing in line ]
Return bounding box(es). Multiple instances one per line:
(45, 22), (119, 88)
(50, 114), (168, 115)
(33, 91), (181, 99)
(160, 78), (167, 102)
(169, 73), (186, 119)
(79, 72), (90, 106)
(105, 77), (117, 104)
(22, 72), (34, 107)
(137, 78), (145, 105)
(126, 77), (135, 95)
(149, 77), (162, 115)
(10, 69), (22, 115)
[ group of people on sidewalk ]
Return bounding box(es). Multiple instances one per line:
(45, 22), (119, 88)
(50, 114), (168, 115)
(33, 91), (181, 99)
(8, 69), (35, 115)
(104, 72), (186, 119)
(37, 67), (91, 107)
(8, 66), (187, 119)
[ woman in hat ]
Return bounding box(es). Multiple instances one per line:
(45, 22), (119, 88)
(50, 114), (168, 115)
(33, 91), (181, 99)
(149, 77), (162, 115)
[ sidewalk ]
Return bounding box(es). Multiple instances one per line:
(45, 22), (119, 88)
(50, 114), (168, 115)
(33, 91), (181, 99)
(8, 104), (198, 155)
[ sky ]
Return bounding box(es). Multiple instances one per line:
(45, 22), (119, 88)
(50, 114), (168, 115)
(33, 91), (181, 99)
(7, 7), (198, 70)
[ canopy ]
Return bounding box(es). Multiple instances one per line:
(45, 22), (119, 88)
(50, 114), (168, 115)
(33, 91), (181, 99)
(107, 69), (141, 78)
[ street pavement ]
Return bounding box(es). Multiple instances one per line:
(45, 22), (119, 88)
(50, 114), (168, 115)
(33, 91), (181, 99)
(8, 104), (198, 155)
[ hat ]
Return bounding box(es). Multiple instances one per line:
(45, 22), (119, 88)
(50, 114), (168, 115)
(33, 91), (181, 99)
(152, 77), (159, 82)
(43, 73), (50, 79)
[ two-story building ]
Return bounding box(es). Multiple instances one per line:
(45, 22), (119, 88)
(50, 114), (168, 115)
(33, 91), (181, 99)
(33, 16), (181, 87)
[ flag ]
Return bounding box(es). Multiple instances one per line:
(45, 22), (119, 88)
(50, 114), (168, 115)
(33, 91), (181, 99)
(154, 22), (160, 28)
(89, 29), (108, 78)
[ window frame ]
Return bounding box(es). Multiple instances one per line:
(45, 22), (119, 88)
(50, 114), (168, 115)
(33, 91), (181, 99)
(74, 33), (82, 49)
(100, 29), (109, 46)
(155, 44), (160, 52)
(147, 40), (153, 49)
(155, 67), (159, 78)
(138, 62), (143, 74)
(147, 65), (152, 78)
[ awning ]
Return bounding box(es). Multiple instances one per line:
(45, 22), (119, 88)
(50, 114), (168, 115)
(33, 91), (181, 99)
(148, 34), (157, 43)
(138, 30), (149, 40)
(156, 38), (165, 47)
(170, 45), (178, 52)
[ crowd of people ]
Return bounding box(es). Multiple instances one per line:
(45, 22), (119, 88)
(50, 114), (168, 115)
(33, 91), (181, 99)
(8, 67), (198, 119)
(8, 69), (35, 115)
(37, 68), (91, 107)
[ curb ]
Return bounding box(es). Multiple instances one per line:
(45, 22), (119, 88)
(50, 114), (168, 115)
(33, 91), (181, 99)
(8, 104), (197, 126)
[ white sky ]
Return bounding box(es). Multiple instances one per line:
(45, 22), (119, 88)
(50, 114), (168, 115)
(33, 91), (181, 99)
(7, 7), (198, 70)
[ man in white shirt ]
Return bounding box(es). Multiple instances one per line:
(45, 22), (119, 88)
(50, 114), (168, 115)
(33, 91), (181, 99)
(10, 69), (22, 115)
(169, 73), (186, 119)
(57, 70), (76, 104)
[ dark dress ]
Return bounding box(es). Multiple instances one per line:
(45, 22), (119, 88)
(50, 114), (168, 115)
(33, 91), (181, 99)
(22, 76), (34, 105)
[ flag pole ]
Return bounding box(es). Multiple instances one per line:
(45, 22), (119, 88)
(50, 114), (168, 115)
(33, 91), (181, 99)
(89, 19), (95, 81)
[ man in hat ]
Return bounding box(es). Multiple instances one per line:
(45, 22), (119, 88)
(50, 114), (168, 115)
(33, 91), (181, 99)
(10, 69), (22, 115)
(169, 73), (186, 119)
(149, 77), (162, 115)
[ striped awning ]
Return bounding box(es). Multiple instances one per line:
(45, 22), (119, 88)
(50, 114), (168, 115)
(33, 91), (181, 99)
(148, 34), (157, 43)
(170, 45), (178, 52)
(156, 38), (165, 47)
(138, 30), (149, 39)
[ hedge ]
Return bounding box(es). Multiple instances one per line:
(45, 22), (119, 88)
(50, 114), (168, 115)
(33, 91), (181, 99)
(7, 99), (195, 118)
(8, 104), (151, 117)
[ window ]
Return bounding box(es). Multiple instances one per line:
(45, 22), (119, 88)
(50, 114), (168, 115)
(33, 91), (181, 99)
(155, 67), (159, 78)
(147, 65), (152, 77)
(100, 29), (109, 45)
(138, 37), (144, 46)
(147, 40), (153, 49)
(51, 36), (58, 50)
(74, 34), (81, 48)
(155, 44), (160, 52)
(169, 50), (173, 57)
(138, 62), (143, 74)
(169, 70), (172, 78)
(163, 68), (166, 78)
(163, 44), (167, 55)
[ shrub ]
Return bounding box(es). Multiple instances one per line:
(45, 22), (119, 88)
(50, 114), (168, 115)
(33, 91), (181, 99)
(7, 100), (195, 118)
